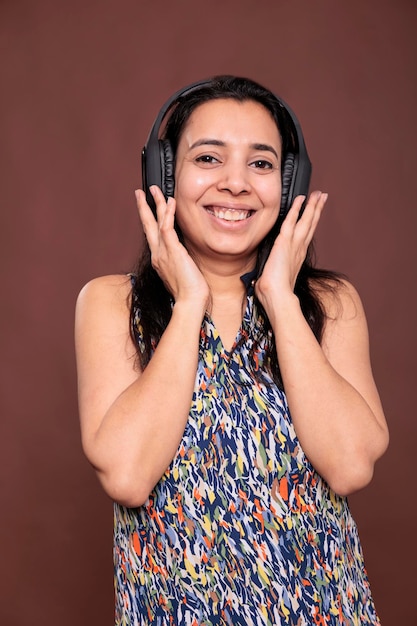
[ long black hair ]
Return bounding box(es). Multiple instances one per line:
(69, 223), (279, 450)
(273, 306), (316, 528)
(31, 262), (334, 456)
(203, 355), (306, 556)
(130, 75), (343, 386)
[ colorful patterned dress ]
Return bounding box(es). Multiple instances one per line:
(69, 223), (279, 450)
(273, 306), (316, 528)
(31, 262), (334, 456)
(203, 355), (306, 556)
(114, 284), (380, 625)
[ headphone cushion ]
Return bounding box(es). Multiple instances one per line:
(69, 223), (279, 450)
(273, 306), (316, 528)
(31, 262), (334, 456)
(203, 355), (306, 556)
(280, 152), (295, 216)
(160, 139), (175, 198)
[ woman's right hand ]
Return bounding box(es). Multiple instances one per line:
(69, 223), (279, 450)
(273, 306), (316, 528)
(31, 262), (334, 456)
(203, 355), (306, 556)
(135, 186), (210, 307)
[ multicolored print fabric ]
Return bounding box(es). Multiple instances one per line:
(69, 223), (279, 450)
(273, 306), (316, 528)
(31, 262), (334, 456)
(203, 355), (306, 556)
(114, 292), (380, 625)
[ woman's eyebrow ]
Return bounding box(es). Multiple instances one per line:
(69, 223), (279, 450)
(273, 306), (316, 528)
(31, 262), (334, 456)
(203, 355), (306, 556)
(189, 138), (279, 159)
(251, 143), (279, 159)
(189, 138), (225, 150)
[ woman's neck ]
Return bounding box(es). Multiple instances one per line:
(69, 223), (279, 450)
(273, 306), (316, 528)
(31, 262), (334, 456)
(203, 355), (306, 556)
(192, 254), (256, 301)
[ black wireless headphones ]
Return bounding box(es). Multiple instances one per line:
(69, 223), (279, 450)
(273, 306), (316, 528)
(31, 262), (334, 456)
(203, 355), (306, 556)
(142, 78), (312, 219)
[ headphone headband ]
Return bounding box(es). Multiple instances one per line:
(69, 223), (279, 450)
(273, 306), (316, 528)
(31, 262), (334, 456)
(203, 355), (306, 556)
(142, 77), (312, 217)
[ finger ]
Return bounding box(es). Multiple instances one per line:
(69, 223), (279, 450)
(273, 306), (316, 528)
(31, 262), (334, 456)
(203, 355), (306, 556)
(283, 195), (306, 228)
(302, 190), (322, 217)
(305, 192), (327, 242)
(293, 191), (322, 234)
(160, 196), (176, 233)
(150, 185), (170, 228)
(135, 189), (159, 248)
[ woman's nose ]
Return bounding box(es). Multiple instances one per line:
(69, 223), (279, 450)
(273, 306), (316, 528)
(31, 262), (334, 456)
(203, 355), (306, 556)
(216, 159), (251, 195)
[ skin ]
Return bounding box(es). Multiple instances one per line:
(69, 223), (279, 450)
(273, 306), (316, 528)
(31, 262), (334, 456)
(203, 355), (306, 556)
(75, 99), (389, 507)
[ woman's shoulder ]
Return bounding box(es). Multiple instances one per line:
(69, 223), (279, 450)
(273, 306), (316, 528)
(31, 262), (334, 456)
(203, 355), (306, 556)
(78, 273), (132, 298)
(76, 274), (133, 321)
(311, 276), (365, 324)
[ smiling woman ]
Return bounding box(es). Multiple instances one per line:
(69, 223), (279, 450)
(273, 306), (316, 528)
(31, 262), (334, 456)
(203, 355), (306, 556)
(75, 75), (389, 625)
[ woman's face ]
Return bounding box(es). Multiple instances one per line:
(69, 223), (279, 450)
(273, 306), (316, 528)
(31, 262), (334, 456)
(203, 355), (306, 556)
(174, 98), (282, 268)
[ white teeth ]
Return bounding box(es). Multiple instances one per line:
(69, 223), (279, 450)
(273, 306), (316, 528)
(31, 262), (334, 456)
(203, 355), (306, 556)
(208, 207), (251, 221)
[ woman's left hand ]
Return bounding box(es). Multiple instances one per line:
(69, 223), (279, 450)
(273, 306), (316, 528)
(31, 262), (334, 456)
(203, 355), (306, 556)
(255, 191), (328, 308)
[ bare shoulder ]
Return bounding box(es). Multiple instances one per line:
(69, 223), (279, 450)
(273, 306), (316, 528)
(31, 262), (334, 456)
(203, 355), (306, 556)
(312, 277), (365, 326)
(76, 274), (133, 314)
(75, 273), (136, 363)
(310, 277), (372, 368)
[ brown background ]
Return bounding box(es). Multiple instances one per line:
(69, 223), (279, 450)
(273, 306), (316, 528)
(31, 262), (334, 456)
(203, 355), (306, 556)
(1, 1), (416, 624)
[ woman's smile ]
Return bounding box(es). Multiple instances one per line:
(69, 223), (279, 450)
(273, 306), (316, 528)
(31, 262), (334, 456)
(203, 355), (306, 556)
(204, 204), (255, 222)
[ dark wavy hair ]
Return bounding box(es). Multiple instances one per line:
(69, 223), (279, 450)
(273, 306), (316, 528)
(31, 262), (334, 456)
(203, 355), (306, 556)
(130, 75), (343, 387)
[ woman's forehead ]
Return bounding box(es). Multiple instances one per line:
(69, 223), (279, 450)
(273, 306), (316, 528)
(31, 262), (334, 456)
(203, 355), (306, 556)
(179, 98), (282, 148)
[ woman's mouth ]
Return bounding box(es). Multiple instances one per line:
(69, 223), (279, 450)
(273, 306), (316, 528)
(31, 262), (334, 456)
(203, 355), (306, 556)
(205, 206), (253, 222)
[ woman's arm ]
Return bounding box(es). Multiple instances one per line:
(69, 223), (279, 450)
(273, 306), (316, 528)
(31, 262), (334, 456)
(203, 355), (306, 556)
(256, 193), (389, 495)
(269, 280), (388, 495)
(76, 188), (209, 507)
(75, 275), (206, 507)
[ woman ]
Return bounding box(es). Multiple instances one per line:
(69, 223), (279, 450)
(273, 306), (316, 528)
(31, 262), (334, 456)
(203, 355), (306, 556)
(75, 76), (389, 625)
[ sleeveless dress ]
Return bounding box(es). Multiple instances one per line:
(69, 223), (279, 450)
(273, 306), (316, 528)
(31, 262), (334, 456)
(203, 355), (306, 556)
(114, 283), (380, 626)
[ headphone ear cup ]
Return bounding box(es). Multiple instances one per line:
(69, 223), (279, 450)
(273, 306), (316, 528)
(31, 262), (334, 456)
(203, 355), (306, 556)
(280, 152), (295, 217)
(160, 139), (175, 199)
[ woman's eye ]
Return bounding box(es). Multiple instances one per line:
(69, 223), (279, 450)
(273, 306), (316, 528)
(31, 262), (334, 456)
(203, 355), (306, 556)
(195, 155), (219, 164)
(251, 159), (273, 170)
